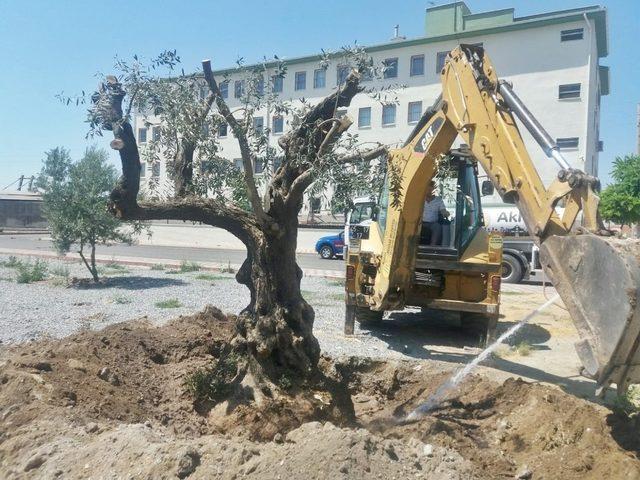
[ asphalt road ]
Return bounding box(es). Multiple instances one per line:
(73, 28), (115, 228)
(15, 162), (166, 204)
(0, 234), (343, 272)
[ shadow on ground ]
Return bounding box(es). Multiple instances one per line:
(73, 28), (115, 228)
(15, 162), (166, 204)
(71, 276), (187, 290)
(362, 309), (603, 402)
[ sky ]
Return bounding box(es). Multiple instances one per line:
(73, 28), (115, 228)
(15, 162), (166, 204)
(0, 0), (638, 189)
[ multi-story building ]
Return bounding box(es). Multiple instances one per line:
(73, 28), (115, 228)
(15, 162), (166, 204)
(135, 2), (608, 221)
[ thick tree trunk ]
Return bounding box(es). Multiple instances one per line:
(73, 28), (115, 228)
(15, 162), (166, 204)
(173, 142), (195, 197)
(235, 219), (319, 381)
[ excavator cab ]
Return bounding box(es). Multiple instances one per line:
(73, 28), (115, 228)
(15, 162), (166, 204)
(345, 148), (503, 344)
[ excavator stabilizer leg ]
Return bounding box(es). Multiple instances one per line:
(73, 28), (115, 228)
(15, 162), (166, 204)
(540, 235), (640, 394)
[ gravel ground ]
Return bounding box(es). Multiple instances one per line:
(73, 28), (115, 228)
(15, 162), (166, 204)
(0, 255), (409, 360)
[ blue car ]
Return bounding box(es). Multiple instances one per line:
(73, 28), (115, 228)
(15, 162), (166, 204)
(315, 231), (345, 259)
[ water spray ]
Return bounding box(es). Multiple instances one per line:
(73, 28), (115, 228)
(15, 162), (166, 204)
(401, 294), (561, 423)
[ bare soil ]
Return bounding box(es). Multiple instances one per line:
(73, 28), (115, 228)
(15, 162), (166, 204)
(0, 307), (638, 479)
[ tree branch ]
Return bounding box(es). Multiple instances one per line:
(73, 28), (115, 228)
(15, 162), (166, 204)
(333, 144), (388, 165)
(201, 59), (267, 224)
(116, 196), (259, 245)
(286, 144), (387, 206)
(278, 71), (363, 156)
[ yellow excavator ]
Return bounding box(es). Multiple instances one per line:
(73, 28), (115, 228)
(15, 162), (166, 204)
(344, 45), (640, 395)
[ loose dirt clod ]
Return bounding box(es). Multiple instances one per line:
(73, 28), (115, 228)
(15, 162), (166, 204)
(0, 308), (638, 479)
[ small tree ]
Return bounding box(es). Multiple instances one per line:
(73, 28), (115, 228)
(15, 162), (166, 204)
(599, 154), (640, 235)
(38, 147), (139, 281)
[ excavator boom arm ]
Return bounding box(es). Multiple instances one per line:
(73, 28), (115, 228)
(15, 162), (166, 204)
(378, 45), (640, 393)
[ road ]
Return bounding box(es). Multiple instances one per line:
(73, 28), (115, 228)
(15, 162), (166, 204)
(0, 233), (343, 273)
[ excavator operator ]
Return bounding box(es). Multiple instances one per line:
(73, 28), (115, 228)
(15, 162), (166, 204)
(420, 180), (449, 246)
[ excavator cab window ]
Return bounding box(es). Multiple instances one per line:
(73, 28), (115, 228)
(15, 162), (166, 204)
(419, 157), (483, 257)
(377, 174), (390, 236)
(455, 162), (482, 253)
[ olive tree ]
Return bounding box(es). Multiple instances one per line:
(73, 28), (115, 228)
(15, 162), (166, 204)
(38, 147), (139, 281)
(82, 49), (393, 386)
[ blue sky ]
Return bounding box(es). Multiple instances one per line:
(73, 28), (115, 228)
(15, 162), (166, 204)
(0, 0), (637, 189)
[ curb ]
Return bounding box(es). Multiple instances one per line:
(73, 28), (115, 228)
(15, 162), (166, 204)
(0, 248), (345, 280)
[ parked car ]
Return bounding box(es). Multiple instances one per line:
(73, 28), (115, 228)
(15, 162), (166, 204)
(315, 231), (345, 259)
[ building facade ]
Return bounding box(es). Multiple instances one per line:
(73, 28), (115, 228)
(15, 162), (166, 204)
(135, 2), (609, 221)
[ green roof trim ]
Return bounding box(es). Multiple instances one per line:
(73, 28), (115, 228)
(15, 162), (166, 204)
(599, 65), (610, 95)
(210, 4), (608, 76)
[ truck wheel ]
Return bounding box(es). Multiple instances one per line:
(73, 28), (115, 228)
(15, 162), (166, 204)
(462, 313), (498, 347)
(355, 307), (384, 327)
(501, 254), (523, 283)
(319, 245), (334, 259)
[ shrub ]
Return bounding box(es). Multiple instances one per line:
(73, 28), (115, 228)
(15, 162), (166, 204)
(179, 260), (201, 273)
(155, 298), (182, 308)
(1, 256), (22, 268)
(184, 355), (238, 402)
(150, 264), (166, 271)
(112, 295), (132, 304)
(613, 384), (640, 417)
(50, 263), (70, 278)
(104, 261), (127, 270)
(220, 261), (235, 274)
(16, 259), (48, 284)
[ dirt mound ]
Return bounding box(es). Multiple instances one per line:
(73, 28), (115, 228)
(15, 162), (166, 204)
(347, 359), (640, 479)
(1, 310), (639, 479)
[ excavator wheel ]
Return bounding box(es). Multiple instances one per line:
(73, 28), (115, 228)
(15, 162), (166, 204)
(462, 313), (498, 347)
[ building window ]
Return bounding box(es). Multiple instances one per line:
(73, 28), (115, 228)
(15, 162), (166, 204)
(256, 76), (264, 96)
(253, 116), (264, 134)
(272, 116), (283, 134)
(151, 163), (160, 177)
(233, 158), (243, 170)
(408, 101), (422, 124)
(436, 51), (448, 73)
(295, 71), (306, 91)
(358, 107), (371, 128)
(272, 75), (283, 93)
(337, 65), (350, 85)
(138, 128), (147, 143)
(219, 81), (229, 98)
(382, 104), (396, 126)
(234, 80), (244, 98)
(254, 159), (264, 174)
(383, 58), (398, 78)
(597, 140), (604, 152)
(556, 137), (579, 149)
(310, 197), (321, 214)
(561, 28), (584, 41)
(218, 123), (227, 138)
(152, 126), (161, 142)
(410, 55), (424, 76)
(336, 109), (348, 119)
(313, 69), (326, 89)
(559, 83), (581, 99)
(139, 162), (146, 177)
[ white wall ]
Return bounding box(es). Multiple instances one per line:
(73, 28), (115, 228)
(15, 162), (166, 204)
(137, 18), (603, 213)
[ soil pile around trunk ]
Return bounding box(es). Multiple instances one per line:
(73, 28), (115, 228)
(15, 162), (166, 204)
(1, 309), (638, 479)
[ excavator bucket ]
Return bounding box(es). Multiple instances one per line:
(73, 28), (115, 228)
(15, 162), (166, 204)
(540, 235), (640, 394)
